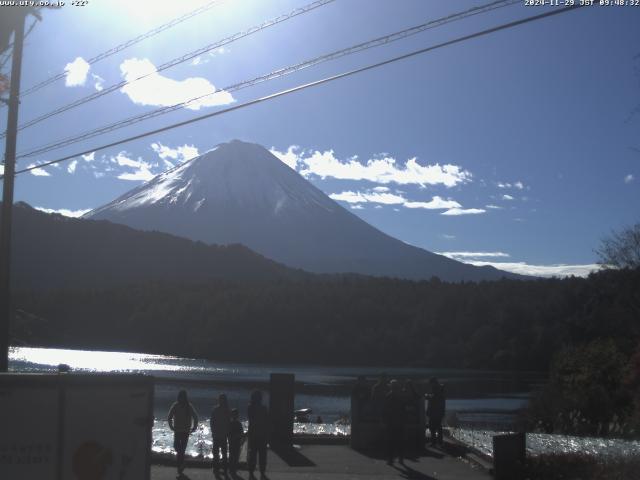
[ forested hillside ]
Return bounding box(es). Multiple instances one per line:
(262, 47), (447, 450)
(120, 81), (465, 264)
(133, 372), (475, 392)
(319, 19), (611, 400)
(13, 268), (639, 370)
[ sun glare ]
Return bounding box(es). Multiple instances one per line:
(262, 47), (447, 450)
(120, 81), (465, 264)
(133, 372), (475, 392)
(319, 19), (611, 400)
(110, 0), (216, 26)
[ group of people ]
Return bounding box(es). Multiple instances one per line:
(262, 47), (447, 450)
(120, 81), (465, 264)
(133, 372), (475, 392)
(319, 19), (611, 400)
(352, 376), (446, 465)
(167, 390), (269, 478)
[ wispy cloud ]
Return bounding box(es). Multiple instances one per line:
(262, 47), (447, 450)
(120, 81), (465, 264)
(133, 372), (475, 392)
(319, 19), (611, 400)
(329, 190), (406, 205)
(404, 197), (461, 210)
(82, 152), (95, 162)
(191, 46), (228, 66)
(440, 251), (598, 278)
(329, 190), (482, 214)
(92, 73), (104, 92)
(26, 164), (51, 176)
(497, 181), (525, 190)
(64, 57), (90, 87)
(440, 251), (510, 259)
(112, 151), (156, 182)
(465, 260), (600, 278)
(502, 194), (514, 201)
(625, 174), (635, 184)
(151, 142), (199, 169)
(35, 206), (91, 217)
(67, 160), (78, 174)
(120, 58), (234, 110)
(486, 204), (502, 209)
(441, 207), (486, 216)
(270, 146), (471, 187)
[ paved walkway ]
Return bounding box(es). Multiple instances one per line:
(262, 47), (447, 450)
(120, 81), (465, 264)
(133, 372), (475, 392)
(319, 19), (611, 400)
(151, 443), (490, 480)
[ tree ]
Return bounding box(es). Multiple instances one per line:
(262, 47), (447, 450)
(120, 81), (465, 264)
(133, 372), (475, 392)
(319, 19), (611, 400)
(596, 223), (640, 270)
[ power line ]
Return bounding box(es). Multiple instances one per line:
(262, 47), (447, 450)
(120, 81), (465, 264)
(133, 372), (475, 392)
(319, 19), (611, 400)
(2, 0), (336, 137)
(13, 0), (224, 100)
(3, 4), (584, 179)
(16, 0), (518, 159)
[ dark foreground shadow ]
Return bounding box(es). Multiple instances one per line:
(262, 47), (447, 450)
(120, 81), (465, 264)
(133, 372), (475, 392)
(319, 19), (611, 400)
(177, 473), (192, 480)
(392, 462), (437, 480)
(352, 446), (444, 461)
(270, 445), (316, 467)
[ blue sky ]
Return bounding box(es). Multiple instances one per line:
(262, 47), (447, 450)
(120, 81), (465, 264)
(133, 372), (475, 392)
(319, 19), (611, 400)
(1, 0), (639, 277)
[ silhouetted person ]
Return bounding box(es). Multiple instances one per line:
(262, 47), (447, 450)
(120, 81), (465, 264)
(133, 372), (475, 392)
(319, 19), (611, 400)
(371, 374), (389, 419)
(247, 390), (269, 478)
(352, 375), (370, 422)
(402, 379), (421, 423)
(168, 390), (198, 476)
(383, 379), (406, 465)
(228, 408), (244, 475)
(211, 393), (231, 473)
(426, 378), (445, 446)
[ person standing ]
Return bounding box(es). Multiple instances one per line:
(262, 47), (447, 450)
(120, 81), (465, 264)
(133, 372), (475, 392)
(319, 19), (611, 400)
(228, 408), (244, 475)
(168, 390), (199, 476)
(383, 380), (406, 465)
(210, 393), (231, 473)
(426, 377), (446, 447)
(247, 390), (269, 478)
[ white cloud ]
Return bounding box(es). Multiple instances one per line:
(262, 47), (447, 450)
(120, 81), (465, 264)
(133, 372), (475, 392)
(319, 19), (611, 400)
(270, 145), (300, 170)
(486, 204), (502, 209)
(26, 164), (51, 176)
(35, 206), (91, 218)
(498, 181), (525, 189)
(0, 164), (3, 175)
(118, 169), (155, 182)
(151, 142), (199, 169)
(271, 146), (471, 187)
(82, 152), (95, 162)
(463, 260), (600, 278)
(372, 186), (389, 193)
(64, 57), (90, 87)
(329, 190), (407, 205)
(351, 204), (364, 210)
(120, 58), (234, 110)
(440, 251), (510, 259)
(625, 174), (635, 184)
(112, 151), (156, 182)
(404, 196), (461, 210)
(191, 47), (227, 66)
(92, 73), (104, 91)
(502, 194), (515, 201)
(441, 207), (486, 216)
(441, 234), (456, 240)
(67, 160), (78, 174)
(329, 190), (471, 212)
(440, 250), (599, 278)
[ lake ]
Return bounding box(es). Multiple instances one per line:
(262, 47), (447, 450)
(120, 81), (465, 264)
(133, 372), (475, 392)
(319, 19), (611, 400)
(8, 346), (539, 458)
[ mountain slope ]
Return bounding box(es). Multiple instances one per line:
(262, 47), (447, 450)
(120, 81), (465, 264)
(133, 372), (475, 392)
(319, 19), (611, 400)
(86, 140), (517, 281)
(8, 202), (302, 290)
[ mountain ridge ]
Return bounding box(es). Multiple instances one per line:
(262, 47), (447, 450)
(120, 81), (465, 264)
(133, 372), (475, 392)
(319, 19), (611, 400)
(85, 140), (521, 282)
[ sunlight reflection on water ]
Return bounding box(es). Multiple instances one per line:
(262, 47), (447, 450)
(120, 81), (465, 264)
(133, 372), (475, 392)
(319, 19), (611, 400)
(449, 428), (640, 459)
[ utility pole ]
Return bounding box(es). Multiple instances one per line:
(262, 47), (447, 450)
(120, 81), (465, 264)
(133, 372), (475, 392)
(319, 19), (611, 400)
(0, 13), (26, 372)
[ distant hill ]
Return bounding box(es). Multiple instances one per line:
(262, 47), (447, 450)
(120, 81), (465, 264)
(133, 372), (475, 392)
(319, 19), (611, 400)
(8, 202), (303, 290)
(86, 140), (521, 282)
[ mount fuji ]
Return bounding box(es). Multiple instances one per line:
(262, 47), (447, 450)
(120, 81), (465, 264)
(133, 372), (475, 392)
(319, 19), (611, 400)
(85, 140), (516, 281)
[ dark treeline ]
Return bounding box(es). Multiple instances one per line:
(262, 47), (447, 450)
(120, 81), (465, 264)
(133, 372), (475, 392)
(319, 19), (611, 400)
(12, 267), (640, 371)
